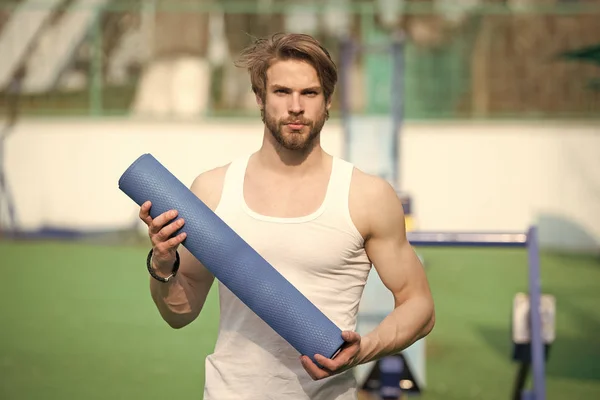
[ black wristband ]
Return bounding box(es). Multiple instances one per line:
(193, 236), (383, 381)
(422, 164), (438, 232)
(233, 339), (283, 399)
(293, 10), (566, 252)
(146, 248), (180, 283)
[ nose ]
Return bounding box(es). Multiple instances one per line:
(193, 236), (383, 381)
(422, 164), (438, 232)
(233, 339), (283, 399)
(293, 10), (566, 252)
(288, 92), (304, 115)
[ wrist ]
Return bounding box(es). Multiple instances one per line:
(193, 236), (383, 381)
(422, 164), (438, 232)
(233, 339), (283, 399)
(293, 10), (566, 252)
(147, 249), (180, 283)
(151, 260), (175, 280)
(357, 335), (378, 365)
(151, 255), (174, 277)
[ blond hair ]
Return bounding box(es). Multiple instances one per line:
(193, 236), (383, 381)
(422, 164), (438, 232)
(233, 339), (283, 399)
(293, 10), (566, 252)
(235, 32), (338, 103)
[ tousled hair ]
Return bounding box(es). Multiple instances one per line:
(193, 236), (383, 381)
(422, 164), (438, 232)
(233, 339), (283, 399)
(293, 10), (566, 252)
(234, 32), (338, 104)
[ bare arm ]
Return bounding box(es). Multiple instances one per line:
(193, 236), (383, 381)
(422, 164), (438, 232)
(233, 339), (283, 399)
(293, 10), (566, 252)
(355, 176), (435, 364)
(149, 242), (215, 329)
(301, 172), (435, 380)
(143, 165), (228, 329)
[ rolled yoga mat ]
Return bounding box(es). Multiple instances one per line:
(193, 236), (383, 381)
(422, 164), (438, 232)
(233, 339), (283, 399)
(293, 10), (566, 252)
(118, 153), (346, 363)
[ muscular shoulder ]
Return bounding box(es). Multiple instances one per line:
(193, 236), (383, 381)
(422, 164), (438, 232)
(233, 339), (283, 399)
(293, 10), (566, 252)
(349, 167), (406, 241)
(190, 163), (230, 211)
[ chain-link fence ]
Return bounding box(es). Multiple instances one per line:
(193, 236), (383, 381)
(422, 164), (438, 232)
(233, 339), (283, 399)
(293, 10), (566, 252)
(0, 0), (599, 120)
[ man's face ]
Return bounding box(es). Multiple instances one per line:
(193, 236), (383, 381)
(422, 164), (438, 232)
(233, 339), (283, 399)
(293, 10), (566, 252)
(260, 59), (330, 153)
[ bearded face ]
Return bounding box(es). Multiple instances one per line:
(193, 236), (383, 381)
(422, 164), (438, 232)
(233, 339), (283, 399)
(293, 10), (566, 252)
(260, 59), (331, 153)
(262, 102), (328, 153)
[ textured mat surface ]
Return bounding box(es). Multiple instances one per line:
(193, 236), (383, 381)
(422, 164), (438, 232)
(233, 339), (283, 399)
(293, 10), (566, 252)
(118, 154), (345, 362)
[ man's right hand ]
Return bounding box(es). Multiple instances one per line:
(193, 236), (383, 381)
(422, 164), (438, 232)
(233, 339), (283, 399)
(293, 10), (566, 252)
(139, 201), (187, 278)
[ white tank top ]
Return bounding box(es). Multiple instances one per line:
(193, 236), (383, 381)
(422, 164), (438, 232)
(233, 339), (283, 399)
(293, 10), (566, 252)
(203, 154), (372, 400)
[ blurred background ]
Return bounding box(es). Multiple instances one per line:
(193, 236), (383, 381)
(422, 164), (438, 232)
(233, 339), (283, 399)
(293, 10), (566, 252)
(0, 0), (599, 399)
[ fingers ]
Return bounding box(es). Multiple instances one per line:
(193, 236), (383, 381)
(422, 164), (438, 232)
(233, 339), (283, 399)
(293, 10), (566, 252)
(139, 201), (153, 225)
(313, 353), (340, 372)
(139, 203), (187, 253)
(341, 330), (361, 344)
(308, 331), (362, 376)
(313, 344), (359, 373)
(149, 209), (179, 235)
(300, 356), (331, 381)
(139, 202), (179, 235)
(155, 231), (187, 255)
(152, 215), (186, 257)
(154, 216), (185, 242)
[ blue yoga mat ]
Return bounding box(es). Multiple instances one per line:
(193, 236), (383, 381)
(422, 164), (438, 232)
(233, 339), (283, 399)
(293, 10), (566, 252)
(118, 154), (345, 363)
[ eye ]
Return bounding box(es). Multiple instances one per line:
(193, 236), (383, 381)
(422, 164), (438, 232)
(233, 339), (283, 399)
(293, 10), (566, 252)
(304, 91), (318, 97)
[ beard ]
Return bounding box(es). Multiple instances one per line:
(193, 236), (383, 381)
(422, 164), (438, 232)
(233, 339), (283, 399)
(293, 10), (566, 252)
(263, 107), (328, 153)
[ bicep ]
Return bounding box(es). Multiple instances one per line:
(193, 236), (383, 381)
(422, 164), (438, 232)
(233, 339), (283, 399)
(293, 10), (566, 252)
(366, 235), (428, 306)
(363, 183), (430, 306)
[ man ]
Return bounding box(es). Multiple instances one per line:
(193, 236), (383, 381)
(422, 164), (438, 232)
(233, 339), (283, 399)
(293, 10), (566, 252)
(139, 32), (435, 399)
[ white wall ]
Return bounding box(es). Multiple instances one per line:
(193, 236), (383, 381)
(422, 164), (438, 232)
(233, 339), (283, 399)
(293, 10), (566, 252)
(401, 121), (600, 251)
(3, 117), (599, 252)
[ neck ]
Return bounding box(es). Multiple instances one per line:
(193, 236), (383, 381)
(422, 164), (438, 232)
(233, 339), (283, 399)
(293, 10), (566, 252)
(256, 128), (325, 175)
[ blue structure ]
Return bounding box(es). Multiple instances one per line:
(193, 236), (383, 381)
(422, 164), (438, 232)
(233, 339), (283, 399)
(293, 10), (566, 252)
(407, 227), (547, 400)
(0, 125), (18, 234)
(339, 34), (405, 190)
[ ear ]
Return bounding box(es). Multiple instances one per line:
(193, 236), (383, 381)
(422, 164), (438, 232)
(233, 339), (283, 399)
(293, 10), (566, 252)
(255, 93), (264, 109)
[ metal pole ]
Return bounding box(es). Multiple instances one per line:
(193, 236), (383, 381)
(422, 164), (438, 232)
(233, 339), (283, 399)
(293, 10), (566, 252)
(89, 4), (103, 117)
(527, 226), (546, 400)
(390, 31), (404, 192)
(0, 64), (24, 234)
(339, 37), (355, 162)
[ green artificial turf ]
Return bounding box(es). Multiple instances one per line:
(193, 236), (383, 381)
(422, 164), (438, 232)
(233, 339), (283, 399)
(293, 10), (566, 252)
(416, 247), (600, 400)
(0, 240), (598, 400)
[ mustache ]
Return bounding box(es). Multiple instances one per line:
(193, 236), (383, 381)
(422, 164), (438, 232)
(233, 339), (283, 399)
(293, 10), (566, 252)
(281, 118), (312, 125)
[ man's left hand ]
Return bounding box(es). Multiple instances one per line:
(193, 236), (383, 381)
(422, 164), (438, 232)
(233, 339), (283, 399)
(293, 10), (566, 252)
(300, 331), (363, 380)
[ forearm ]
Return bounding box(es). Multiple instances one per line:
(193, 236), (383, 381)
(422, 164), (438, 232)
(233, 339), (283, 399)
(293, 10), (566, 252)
(356, 295), (435, 365)
(149, 272), (200, 329)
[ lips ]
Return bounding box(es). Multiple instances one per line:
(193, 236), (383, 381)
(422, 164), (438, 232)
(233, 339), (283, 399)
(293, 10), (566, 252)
(285, 120), (308, 130)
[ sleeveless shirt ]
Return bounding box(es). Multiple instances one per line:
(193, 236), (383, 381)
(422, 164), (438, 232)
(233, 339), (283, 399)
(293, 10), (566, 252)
(203, 154), (372, 400)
